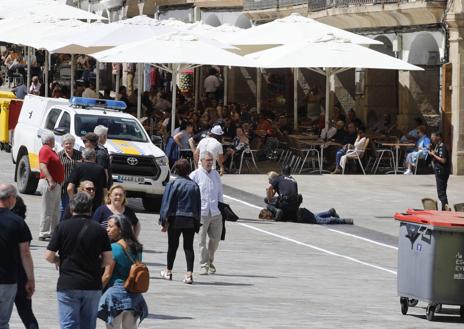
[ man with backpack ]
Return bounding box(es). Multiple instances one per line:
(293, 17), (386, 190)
(45, 192), (112, 329)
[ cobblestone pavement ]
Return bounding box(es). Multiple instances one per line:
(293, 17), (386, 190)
(2, 149), (463, 328)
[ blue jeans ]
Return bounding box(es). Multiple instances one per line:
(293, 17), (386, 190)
(57, 290), (101, 329)
(335, 148), (346, 168)
(60, 193), (69, 222)
(0, 284), (17, 329)
(314, 210), (344, 225)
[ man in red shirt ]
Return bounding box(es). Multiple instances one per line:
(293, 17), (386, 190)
(38, 131), (65, 241)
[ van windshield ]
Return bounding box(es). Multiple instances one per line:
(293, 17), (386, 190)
(74, 114), (148, 142)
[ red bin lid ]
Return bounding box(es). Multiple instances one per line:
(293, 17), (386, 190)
(394, 211), (464, 228)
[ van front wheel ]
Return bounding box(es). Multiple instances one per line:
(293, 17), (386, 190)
(17, 155), (38, 194)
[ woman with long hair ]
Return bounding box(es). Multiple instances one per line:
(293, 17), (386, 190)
(159, 159), (201, 284)
(98, 214), (148, 329)
(11, 196), (40, 329)
(93, 185), (141, 237)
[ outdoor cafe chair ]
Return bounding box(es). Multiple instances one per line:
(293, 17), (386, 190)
(371, 141), (395, 174)
(230, 147), (258, 174)
(421, 197), (438, 210)
(342, 138), (370, 175)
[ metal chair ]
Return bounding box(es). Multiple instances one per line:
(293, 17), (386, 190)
(342, 138), (370, 175)
(298, 147), (320, 174)
(230, 148), (258, 174)
(421, 197), (438, 210)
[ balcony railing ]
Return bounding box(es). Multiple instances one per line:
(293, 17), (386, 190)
(244, 0), (446, 12)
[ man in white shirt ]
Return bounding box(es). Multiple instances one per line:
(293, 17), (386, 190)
(189, 151), (224, 275)
(82, 81), (98, 99)
(194, 125), (225, 176)
(203, 68), (221, 99)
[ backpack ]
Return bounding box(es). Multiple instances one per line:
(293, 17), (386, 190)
(117, 242), (150, 294)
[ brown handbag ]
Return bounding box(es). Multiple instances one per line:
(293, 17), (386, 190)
(117, 242), (150, 293)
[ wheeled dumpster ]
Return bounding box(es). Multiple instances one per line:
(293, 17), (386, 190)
(394, 211), (464, 321)
(0, 98), (23, 151)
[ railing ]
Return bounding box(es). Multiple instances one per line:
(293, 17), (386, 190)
(244, 0), (446, 12)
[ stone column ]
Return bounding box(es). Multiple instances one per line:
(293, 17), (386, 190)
(447, 22), (464, 174)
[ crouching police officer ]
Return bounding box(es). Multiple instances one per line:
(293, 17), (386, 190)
(265, 165), (302, 221)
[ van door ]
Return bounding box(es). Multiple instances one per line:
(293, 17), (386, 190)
(53, 111), (71, 147)
(35, 108), (62, 156)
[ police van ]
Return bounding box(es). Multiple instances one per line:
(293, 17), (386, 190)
(12, 95), (170, 211)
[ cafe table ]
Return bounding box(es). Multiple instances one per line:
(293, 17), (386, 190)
(379, 142), (416, 175)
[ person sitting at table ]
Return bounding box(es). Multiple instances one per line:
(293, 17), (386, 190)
(224, 126), (250, 170)
(265, 167), (302, 222)
(332, 129), (367, 174)
(320, 121), (337, 141)
(372, 113), (396, 136)
(347, 109), (365, 131)
(330, 120), (348, 144)
(403, 125), (430, 175)
(400, 117), (425, 143)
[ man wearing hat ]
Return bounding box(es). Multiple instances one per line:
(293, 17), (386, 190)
(194, 125), (225, 176)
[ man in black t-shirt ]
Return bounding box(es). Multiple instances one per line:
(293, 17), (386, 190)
(0, 184), (35, 327)
(84, 131), (111, 188)
(67, 148), (107, 210)
(265, 166), (302, 221)
(46, 192), (112, 329)
(429, 132), (451, 210)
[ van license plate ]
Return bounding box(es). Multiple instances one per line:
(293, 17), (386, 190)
(118, 175), (144, 183)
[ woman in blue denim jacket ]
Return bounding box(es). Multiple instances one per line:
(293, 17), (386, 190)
(98, 214), (148, 328)
(159, 159), (201, 284)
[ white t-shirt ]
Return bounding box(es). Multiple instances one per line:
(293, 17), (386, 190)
(82, 88), (98, 99)
(196, 136), (223, 169)
(204, 75), (220, 93)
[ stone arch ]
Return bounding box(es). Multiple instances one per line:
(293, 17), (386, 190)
(204, 14), (221, 27)
(408, 32), (440, 66)
(370, 35), (394, 56)
(235, 14), (252, 29)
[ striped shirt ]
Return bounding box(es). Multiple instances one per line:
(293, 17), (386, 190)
(58, 149), (82, 191)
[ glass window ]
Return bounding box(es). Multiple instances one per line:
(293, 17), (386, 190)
(45, 108), (61, 130)
(57, 112), (71, 132)
(74, 114), (147, 142)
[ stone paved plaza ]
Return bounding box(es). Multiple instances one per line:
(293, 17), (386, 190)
(2, 150), (464, 328)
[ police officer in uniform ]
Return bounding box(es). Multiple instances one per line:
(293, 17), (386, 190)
(429, 132), (451, 210)
(265, 165), (302, 221)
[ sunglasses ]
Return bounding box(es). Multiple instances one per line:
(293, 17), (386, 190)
(84, 187), (95, 192)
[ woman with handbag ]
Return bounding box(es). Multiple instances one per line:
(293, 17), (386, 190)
(159, 159), (201, 284)
(98, 214), (148, 329)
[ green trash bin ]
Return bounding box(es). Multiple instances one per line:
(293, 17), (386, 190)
(394, 211), (464, 321)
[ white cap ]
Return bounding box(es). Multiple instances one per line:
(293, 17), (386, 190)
(210, 125), (224, 136)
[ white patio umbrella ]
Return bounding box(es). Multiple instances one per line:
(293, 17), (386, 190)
(0, 18), (87, 94)
(0, 0), (105, 20)
(246, 36), (423, 129)
(92, 31), (256, 133)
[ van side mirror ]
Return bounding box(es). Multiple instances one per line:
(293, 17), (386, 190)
(53, 127), (68, 136)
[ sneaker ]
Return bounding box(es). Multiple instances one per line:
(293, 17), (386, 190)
(199, 267), (209, 275)
(209, 264), (216, 274)
(329, 208), (339, 218)
(403, 169), (412, 175)
(160, 269), (172, 280)
(342, 218), (354, 225)
(183, 273), (193, 284)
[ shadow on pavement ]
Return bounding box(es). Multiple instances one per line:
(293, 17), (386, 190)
(192, 281), (253, 287)
(146, 313), (193, 320)
(213, 273), (277, 279)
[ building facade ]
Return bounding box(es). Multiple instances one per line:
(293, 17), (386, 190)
(75, 0), (464, 174)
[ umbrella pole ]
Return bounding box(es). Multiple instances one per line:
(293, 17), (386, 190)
(224, 66), (228, 106)
(70, 54), (75, 98)
(26, 47), (31, 90)
(194, 67), (199, 111)
(137, 63), (142, 118)
(44, 51), (49, 97)
(325, 68), (331, 131)
(115, 64), (120, 95)
(257, 68), (261, 114)
(293, 68), (298, 131)
(96, 60), (100, 99)
(171, 64), (179, 136)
